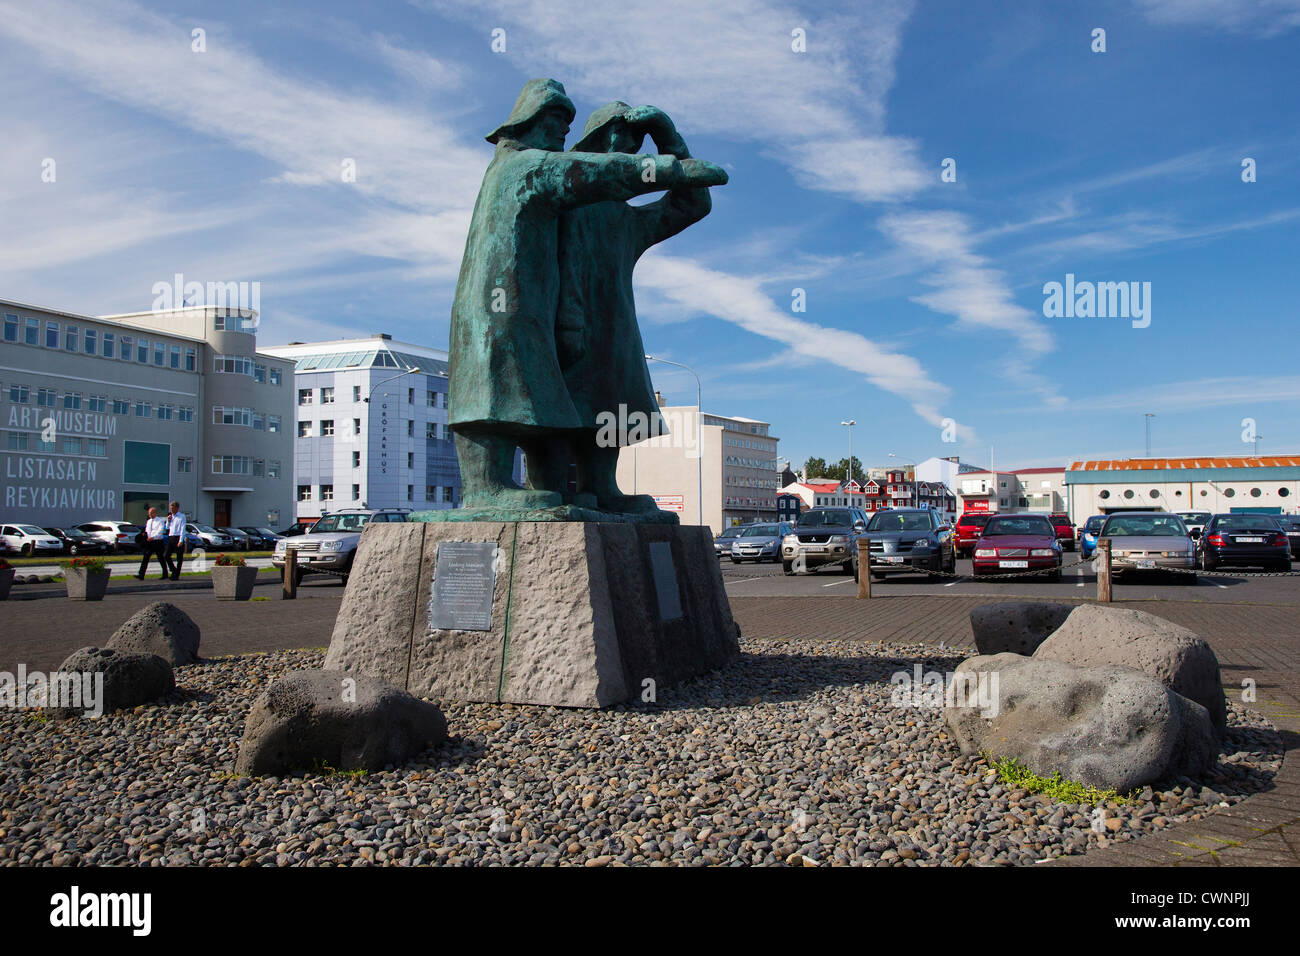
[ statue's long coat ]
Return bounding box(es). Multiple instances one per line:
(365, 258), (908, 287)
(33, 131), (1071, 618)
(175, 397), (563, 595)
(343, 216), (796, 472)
(449, 144), (687, 435)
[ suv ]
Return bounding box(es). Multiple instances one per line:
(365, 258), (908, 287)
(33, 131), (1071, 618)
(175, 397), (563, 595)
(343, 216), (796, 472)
(272, 508), (410, 586)
(1048, 513), (1076, 551)
(74, 520), (144, 553)
(862, 508), (955, 581)
(781, 506), (867, 575)
(953, 513), (991, 557)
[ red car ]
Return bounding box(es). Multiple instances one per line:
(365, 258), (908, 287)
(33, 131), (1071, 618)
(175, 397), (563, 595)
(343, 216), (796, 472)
(1049, 513), (1076, 551)
(954, 512), (991, 557)
(972, 513), (1063, 582)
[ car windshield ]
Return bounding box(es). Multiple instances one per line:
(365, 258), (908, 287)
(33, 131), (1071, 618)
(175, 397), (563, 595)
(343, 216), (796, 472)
(310, 514), (371, 533)
(983, 516), (1054, 536)
(1102, 515), (1188, 537)
(1178, 512), (1211, 523)
(799, 510), (851, 528)
(1212, 515), (1280, 532)
(258, 528), (279, 537)
(718, 527), (742, 538)
(868, 513), (931, 532)
(957, 515), (989, 527)
(17, 525), (48, 535)
(195, 525), (219, 534)
(1085, 516), (1107, 532)
(740, 525), (780, 537)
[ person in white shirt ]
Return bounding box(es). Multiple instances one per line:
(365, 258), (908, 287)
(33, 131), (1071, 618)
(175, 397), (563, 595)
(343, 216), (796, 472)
(136, 507), (170, 580)
(165, 501), (187, 581)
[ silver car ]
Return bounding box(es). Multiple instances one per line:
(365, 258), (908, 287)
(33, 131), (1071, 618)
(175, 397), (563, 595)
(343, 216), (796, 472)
(729, 522), (792, 563)
(272, 508), (409, 586)
(1099, 512), (1197, 583)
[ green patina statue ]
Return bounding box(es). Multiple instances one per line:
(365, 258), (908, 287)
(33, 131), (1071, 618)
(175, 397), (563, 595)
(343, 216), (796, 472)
(435, 79), (727, 524)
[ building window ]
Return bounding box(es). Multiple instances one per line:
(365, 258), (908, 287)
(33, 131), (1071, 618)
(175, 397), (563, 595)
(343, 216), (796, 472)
(177, 457), (193, 473)
(407, 420), (413, 438)
(269, 368), (281, 386)
(62, 392), (81, 410)
(61, 436), (82, 455)
(214, 354), (253, 375)
(353, 418), (361, 436)
(24, 317), (38, 345)
(427, 390), (437, 407)
(88, 395), (107, 412)
(6, 432), (28, 451)
(84, 328), (97, 354)
(178, 406), (194, 423)
(252, 413), (264, 431)
(1223, 488), (1236, 498)
(253, 363), (266, 384)
(7, 384), (27, 404)
(442, 487), (454, 503)
(1098, 490), (1110, 499)
(268, 460), (281, 479)
(37, 388), (56, 407)
(321, 420), (335, 437)
(267, 415), (281, 433)
(321, 387), (334, 404)
(298, 388), (313, 406)
(87, 439), (107, 456)
(321, 484), (334, 502)
(1250, 487), (1262, 498)
(170, 345), (181, 369)
(298, 485), (312, 502)
(135, 401), (152, 417)
(154, 342), (165, 366)
(352, 484), (360, 500)
(102, 332), (114, 357)
(3, 313), (17, 342)
(407, 452), (414, 469)
(112, 398), (129, 414)
(212, 456), (250, 475)
(298, 421), (312, 438)
(352, 451), (361, 468)
(157, 405), (174, 421)
(353, 386), (362, 402)
(212, 406), (252, 426)
(408, 388), (414, 404)
(124, 441), (170, 484)
(426, 422), (438, 440)
(120, 335), (132, 360)
(426, 485), (437, 500)
(253, 459), (265, 477)
(45, 321), (59, 348)
(137, 338), (149, 363)
(407, 484), (413, 501)
(185, 348), (196, 371)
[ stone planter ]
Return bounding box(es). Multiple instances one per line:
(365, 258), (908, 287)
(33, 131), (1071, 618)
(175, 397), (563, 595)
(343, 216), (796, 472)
(0, 567), (14, 601)
(213, 565), (259, 601)
(65, 567), (110, 601)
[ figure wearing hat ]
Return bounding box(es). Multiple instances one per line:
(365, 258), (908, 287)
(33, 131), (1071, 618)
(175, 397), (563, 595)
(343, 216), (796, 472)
(556, 102), (720, 514)
(448, 79), (728, 510)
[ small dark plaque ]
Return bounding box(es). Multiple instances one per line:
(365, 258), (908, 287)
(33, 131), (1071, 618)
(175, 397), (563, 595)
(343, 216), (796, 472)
(429, 540), (498, 632)
(648, 541), (683, 622)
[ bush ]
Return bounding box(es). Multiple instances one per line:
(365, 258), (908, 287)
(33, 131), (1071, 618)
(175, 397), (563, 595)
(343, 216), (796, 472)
(65, 556), (108, 574)
(215, 553), (247, 567)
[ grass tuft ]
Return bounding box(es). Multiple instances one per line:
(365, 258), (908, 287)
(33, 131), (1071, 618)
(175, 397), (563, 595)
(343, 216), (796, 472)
(984, 752), (1137, 806)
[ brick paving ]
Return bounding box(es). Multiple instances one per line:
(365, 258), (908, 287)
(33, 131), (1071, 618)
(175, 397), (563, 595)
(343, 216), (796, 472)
(733, 593), (1300, 867)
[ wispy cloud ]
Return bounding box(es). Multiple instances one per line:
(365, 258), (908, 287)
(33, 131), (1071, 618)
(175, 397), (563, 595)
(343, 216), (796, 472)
(1136, 0), (1300, 36)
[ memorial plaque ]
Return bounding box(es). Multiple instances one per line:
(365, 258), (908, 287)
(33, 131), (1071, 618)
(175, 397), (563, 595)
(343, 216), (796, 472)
(429, 540), (498, 632)
(648, 541), (683, 622)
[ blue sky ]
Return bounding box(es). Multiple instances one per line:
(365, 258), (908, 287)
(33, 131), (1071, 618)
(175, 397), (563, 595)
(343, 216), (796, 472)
(2, 0), (1297, 473)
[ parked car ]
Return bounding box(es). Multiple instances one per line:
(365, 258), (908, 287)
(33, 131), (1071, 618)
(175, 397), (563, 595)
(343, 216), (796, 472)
(1048, 513), (1076, 551)
(971, 513), (1062, 581)
(1078, 514), (1108, 558)
(1199, 513), (1291, 572)
(729, 522), (793, 563)
(714, 525), (745, 557)
(953, 513), (991, 557)
(277, 524), (307, 537)
(191, 525), (235, 549)
(183, 527), (204, 550)
(239, 527), (281, 549)
(861, 507), (955, 582)
(218, 527), (253, 550)
(272, 508), (410, 586)
(0, 523), (65, 557)
(1099, 511), (1197, 583)
(1176, 511), (1212, 540)
(1274, 516), (1300, 559)
(73, 520), (144, 553)
(781, 506), (868, 575)
(44, 527), (113, 556)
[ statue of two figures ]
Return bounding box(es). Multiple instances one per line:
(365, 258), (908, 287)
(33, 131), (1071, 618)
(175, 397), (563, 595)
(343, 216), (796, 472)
(444, 79), (728, 523)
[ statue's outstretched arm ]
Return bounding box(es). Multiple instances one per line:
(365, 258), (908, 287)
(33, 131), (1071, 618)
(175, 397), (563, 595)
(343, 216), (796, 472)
(537, 150), (726, 210)
(624, 107), (719, 250)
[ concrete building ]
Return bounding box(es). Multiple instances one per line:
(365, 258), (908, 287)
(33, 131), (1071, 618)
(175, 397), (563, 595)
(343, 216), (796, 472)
(1065, 455), (1300, 524)
(259, 336), (462, 523)
(1, 298), (294, 529)
(615, 405), (780, 532)
(955, 468), (1067, 516)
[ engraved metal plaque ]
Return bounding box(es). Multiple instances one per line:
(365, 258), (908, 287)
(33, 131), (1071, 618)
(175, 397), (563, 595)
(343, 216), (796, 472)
(648, 541), (683, 622)
(429, 540), (498, 632)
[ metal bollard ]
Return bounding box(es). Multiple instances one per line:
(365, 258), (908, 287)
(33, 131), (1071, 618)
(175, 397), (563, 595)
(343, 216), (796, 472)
(1096, 538), (1112, 603)
(857, 538), (871, 599)
(283, 548), (297, 600)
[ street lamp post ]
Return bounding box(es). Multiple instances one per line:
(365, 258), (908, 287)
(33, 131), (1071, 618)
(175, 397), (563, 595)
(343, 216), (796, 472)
(840, 420), (856, 495)
(645, 355), (703, 527)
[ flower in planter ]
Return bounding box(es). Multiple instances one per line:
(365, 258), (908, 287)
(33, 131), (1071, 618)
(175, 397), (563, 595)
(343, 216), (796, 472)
(0, 559), (11, 570)
(64, 556), (108, 574)
(215, 554), (247, 567)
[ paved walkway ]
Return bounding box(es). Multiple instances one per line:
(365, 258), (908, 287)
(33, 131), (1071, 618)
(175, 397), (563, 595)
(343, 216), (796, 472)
(734, 594), (1300, 866)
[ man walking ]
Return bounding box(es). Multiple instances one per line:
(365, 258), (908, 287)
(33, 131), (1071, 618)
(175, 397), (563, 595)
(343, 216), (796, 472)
(165, 501), (187, 581)
(136, 507), (169, 580)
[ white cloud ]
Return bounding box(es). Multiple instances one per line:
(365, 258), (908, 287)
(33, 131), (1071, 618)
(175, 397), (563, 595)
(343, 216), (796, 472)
(1136, 0), (1300, 36)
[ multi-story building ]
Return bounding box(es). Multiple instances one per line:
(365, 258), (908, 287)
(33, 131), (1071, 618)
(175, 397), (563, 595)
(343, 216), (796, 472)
(1, 298), (294, 528)
(782, 473), (956, 519)
(259, 335), (461, 523)
(614, 404), (781, 532)
(956, 468), (1067, 516)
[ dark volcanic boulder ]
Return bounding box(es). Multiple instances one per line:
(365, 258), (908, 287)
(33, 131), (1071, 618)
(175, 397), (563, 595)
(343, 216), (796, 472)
(944, 653), (1216, 793)
(235, 670), (448, 776)
(50, 646), (175, 717)
(106, 602), (201, 666)
(969, 601), (1075, 656)
(1034, 604), (1227, 737)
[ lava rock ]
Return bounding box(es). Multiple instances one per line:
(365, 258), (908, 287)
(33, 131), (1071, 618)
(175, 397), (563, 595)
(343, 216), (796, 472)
(235, 669), (448, 776)
(106, 601), (201, 666)
(969, 602), (1075, 656)
(49, 647), (174, 717)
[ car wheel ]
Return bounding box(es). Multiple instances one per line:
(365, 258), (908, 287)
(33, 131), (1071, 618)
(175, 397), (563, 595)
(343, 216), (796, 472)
(842, 561), (854, 575)
(1276, 560), (1291, 573)
(20, 543), (32, 556)
(1048, 568), (1062, 583)
(729, 556), (740, 564)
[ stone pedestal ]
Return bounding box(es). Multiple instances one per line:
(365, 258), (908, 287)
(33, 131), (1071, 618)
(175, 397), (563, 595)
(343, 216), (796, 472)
(324, 521), (740, 708)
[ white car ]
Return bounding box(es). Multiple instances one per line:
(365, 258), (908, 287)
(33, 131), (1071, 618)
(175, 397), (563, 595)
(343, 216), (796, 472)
(74, 520), (145, 553)
(1, 523), (65, 557)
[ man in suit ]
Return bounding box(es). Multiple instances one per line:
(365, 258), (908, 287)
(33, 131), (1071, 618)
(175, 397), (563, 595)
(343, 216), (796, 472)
(136, 507), (169, 580)
(165, 501), (187, 581)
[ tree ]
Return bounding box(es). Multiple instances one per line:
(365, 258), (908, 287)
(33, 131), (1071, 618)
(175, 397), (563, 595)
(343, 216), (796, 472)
(802, 457), (830, 481)
(830, 456), (866, 486)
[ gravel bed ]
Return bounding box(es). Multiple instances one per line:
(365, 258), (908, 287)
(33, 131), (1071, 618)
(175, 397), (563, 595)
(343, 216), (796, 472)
(0, 639), (1282, 866)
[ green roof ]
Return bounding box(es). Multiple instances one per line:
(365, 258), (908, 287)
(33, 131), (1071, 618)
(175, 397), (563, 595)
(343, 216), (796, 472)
(292, 349), (448, 375)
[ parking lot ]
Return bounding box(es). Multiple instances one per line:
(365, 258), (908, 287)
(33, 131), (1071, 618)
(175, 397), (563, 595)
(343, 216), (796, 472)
(720, 554), (1300, 604)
